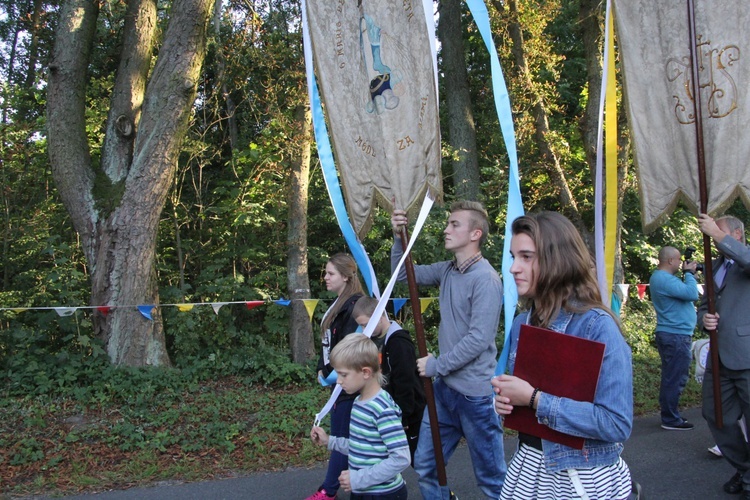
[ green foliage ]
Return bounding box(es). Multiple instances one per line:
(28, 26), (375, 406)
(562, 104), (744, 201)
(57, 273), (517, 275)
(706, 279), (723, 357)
(620, 295), (703, 414)
(620, 296), (657, 356)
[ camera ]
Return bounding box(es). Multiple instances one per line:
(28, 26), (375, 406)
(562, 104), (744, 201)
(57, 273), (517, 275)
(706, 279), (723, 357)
(683, 246), (704, 273)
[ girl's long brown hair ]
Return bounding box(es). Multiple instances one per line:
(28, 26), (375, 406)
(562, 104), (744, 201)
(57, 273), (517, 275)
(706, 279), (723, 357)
(512, 212), (617, 329)
(320, 253), (365, 336)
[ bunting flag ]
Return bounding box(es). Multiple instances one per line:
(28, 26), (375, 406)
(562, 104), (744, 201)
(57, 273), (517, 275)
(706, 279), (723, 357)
(419, 297), (436, 313)
(611, 291), (622, 317)
(137, 305), (155, 320)
(274, 299), (291, 307)
(54, 307), (77, 317)
(613, 0), (750, 229)
(636, 284), (648, 300)
(177, 304), (194, 312)
(211, 302), (227, 315)
(697, 284), (704, 296)
(392, 298), (407, 316)
(245, 301), (264, 311)
(302, 299), (320, 322)
(617, 284), (630, 297)
(96, 306), (112, 316)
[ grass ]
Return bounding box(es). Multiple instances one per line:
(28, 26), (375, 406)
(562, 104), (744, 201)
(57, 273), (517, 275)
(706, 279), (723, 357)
(1, 381), (331, 497)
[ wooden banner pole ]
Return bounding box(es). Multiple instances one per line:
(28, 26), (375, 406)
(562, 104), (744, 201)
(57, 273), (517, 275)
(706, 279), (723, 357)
(687, 0), (722, 428)
(400, 226), (448, 485)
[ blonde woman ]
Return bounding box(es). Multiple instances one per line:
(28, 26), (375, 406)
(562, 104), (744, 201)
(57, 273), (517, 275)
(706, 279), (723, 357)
(307, 253), (365, 500)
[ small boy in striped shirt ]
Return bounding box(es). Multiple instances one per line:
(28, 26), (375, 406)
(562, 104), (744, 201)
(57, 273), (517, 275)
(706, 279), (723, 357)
(311, 333), (410, 499)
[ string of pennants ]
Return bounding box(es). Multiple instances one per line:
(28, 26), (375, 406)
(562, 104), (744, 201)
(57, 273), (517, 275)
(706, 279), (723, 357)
(0, 297), (439, 321)
(620, 283), (706, 301)
(1, 284), (704, 319)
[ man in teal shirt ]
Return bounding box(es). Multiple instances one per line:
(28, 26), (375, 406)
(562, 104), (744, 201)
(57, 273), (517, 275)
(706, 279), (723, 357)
(650, 246), (699, 430)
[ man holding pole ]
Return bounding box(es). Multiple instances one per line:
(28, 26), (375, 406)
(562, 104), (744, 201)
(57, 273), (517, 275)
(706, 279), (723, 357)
(698, 214), (750, 498)
(391, 201), (506, 499)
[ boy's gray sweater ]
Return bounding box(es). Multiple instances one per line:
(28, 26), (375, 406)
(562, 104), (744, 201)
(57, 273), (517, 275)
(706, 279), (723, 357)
(391, 240), (503, 397)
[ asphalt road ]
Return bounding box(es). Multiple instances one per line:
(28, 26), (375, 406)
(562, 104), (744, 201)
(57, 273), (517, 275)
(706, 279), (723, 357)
(54, 406), (737, 500)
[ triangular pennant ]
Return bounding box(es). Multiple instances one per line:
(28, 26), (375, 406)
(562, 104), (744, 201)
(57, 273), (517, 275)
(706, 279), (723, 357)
(636, 284), (648, 300)
(419, 297), (436, 313)
(245, 301), (264, 311)
(177, 304), (194, 312)
(617, 284), (630, 297)
(303, 299), (319, 322)
(11, 308), (28, 313)
(697, 284), (704, 296)
(137, 305), (155, 320)
(274, 298), (291, 306)
(96, 306), (112, 316)
(54, 307), (77, 317)
(392, 298), (408, 316)
(211, 302), (227, 315)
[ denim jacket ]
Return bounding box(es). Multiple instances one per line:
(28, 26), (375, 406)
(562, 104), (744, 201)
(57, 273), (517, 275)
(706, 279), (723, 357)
(508, 307), (633, 473)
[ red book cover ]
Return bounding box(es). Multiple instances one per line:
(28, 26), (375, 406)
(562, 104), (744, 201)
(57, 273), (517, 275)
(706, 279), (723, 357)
(503, 324), (606, 449)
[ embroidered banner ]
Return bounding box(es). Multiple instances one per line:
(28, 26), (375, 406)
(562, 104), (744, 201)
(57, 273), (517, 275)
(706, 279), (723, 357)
(304, 0), (442, 237)
(614, 0), (749, 231)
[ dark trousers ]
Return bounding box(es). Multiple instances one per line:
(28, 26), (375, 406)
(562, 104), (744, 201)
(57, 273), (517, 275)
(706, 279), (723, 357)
(405, 416), (423, 466)
(655, 332), (692, 425)
(703, 362), (750, 489)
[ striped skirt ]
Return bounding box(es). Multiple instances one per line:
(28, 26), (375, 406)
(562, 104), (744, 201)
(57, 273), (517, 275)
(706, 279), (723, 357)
(499, 444), (632, 500)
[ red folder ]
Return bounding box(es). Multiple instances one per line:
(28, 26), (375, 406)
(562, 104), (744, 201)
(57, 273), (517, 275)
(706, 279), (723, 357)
(503, 324), (605, 449)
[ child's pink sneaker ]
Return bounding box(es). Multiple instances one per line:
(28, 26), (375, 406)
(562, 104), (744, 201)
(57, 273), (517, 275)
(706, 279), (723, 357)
(304, 488), (336, 500)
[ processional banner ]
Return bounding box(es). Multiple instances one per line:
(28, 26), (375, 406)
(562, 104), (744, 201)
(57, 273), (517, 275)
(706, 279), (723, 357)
(304, 0), (442, 237)
(613, 0), (750, 231)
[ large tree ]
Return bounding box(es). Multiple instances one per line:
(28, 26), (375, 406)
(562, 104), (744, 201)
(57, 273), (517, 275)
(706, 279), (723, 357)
(439, 0), (481, 200)
(46, 0), (216, 366)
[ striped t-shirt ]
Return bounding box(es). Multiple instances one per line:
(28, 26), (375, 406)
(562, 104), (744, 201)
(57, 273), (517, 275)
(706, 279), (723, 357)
(349, 389), (409, 494)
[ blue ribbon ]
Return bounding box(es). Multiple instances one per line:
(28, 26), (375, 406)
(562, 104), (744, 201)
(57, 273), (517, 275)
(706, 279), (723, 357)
(464, 0), (525, 376)
(308, 76), (379, 298)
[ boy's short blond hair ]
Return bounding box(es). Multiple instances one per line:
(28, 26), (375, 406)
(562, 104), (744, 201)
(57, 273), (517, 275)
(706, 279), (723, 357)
(330, 334), (384, 386)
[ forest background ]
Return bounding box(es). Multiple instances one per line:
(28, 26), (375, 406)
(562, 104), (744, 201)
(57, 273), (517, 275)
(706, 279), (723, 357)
(0, 0), (742, 496)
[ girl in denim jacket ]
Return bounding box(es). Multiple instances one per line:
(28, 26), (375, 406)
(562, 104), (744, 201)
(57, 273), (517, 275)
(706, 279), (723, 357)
(492, 212), (633, 499)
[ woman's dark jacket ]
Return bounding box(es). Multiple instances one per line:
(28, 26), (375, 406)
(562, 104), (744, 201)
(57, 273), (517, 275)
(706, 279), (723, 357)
(317, 293), (363, 402)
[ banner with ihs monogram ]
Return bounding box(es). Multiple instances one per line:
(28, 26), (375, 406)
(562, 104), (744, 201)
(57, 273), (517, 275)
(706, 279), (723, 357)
(614, 0), (749, 231)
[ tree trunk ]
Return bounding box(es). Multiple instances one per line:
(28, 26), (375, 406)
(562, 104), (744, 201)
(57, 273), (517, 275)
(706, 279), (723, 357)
(438, 0), (481, 201)
(47, 0), (216, 366)
(578, 0), (603, 186)
(212, 0), (239, 150)
(24, 0), (44, 90)
(287, 103), (315, 364)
